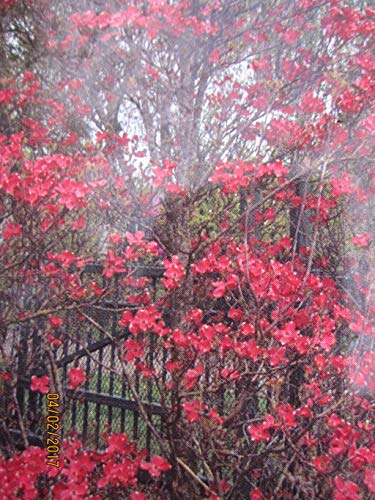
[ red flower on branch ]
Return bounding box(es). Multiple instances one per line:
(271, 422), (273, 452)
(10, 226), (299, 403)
(275, 404), (297, 428)
(30, 375), (50, 394)
(49, 315), (63, 328)
(140, 455), (171, 478)
(333, 476), (360, 500)
(182, 401), (206, 423)
(2, 221), (22, 240)
(123, 339), (145, 362)
(162, 256), (185, 289)
(312, 455), (331, 473)
(247, 423), (271, 442)
(68, 368), (86, 389)
(351, 233), (371, 247)
(212, 280), (226, 298)
(183, 365), (204, 390)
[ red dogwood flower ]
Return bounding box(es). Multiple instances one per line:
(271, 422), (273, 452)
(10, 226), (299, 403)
(68, 368), (86, 389)
(140, 455), (171, 478)
(30, 375), (50, 394)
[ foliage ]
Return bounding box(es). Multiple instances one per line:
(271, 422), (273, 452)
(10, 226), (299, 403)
(0, 0), (374, 498)
(0, 434), (168, 499)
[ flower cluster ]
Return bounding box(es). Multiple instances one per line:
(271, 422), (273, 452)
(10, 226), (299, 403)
(0, 435), (171, 499)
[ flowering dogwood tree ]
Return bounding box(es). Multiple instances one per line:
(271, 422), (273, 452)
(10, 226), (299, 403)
(0, 0), (374, 498)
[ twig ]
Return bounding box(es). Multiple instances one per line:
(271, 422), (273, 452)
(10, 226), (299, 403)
(176, 457), (219, 497)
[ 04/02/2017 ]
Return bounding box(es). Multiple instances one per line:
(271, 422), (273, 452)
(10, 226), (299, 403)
(46, 393), (61, 468)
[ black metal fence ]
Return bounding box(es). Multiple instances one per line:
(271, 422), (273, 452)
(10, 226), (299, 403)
(10, 263), (167, 455)
(7, 261), (242, 456)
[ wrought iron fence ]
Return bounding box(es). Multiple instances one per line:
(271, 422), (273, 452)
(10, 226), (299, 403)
(9, 263), (167, 455)
(8, 261), (247, 456)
